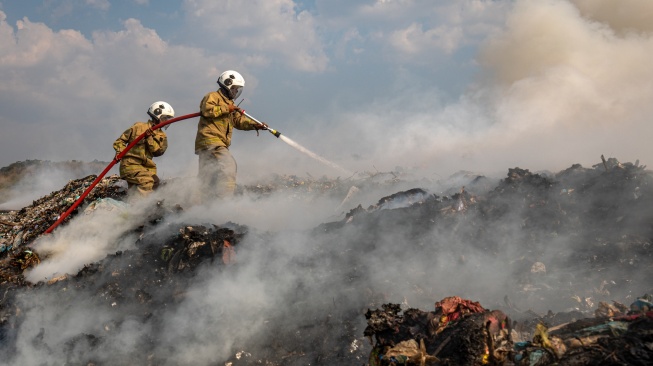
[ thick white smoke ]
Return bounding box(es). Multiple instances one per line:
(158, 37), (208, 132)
(4, 1), (653, 364)
(307, 0), (653, 180)
(470, 0), (653, 173)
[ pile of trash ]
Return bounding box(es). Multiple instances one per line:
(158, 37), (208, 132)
(0, 157), (652, 365)
(364, 296), (511, 365)
(0, 175), (125, 249)
(0, 159), (110, 204)
(364, 295), (653, 365)
(0, 175), (125, 286)
(0, 221), (252, 365)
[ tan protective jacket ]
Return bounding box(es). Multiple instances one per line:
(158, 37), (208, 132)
(195, 89), (259, 153)
(113, 120), (168, 172)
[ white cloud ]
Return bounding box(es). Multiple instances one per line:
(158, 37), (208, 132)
(0, 15), (218, 174)
(388, 22), (463, 56)
(333, 1), (506, 66)
(361, 0), (414, 15)
(333, 27), (364, 59)
(0, 17), (91, 67)
(86, 0), (110, 11)
(183, 0), (328, 72)
(93, 18), (167, 54)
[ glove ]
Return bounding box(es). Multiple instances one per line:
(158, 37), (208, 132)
(145, 127), (154, 137)
(227, 104), (242, 114)
(256, 122), (269, 130)
(114, 151), (122, 161)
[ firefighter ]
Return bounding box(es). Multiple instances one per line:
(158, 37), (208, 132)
(113, 101), (174, 197)
(195, 70), (268, 200)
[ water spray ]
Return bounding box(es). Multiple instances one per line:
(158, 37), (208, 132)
(242, 110), (352, 176)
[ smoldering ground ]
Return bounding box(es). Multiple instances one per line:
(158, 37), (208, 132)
(3, 159), (653, 365)
(2, 1), (653, 364)
(24, 194), (147, 283)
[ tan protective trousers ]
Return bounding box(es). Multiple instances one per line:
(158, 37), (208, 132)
(120, 165), (159, 197)
(198, 146), (237, 201)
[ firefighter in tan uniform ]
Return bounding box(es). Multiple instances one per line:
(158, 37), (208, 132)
(113, 101), (174, 197)
(195, 70), (268, 200)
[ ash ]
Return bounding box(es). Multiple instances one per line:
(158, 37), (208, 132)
(1, 157), (652, 365)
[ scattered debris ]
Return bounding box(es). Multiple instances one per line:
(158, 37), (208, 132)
(0, 175), (125, 252)
(0, 157), (652, 365)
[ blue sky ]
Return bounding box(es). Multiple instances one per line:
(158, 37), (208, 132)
(1, 0), (652, 182)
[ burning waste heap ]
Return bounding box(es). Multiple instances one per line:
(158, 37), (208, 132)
(1, 157), (653, 365)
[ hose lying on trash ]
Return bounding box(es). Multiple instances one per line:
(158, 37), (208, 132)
(44, 112), (201, 234)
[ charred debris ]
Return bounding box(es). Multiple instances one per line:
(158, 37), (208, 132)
(1, 157), (653, 365)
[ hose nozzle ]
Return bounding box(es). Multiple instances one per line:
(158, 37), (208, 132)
(243, 110), (282, 138)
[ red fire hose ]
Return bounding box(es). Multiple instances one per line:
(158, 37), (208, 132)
(44, 112), (201, 234)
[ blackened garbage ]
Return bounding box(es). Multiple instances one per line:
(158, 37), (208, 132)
(365, 297), (511, 366)
(1, 157), (653, 365)
(365, 296), (653, 366)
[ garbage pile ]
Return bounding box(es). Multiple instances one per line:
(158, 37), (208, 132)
(364, 296), (512, 365)
(0, 175), (125, 249)
(0, 159), (111, 205)
(512, 302), (653, 366)
(0, 157), (652, 365)
(0, 175), (125, 286)
(364, 294), (653, 366)
(0, 221), (251, 365)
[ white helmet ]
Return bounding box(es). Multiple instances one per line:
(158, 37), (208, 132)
(147, 101), (175, 122)
(217, 70), (245, 100)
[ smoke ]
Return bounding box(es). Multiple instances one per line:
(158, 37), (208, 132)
(153, 245), (294, 364)
(473, 0), (653, 172)
(0, 162), (114, 210)
(570, 0), (653, 35)
(6, 161), (651, 364)
(24, 195), (146, 282)
(295, 0), (653, 181)
(4, 1), (653, 364)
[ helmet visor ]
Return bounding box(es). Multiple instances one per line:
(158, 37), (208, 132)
(229, 85), (243, 100)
